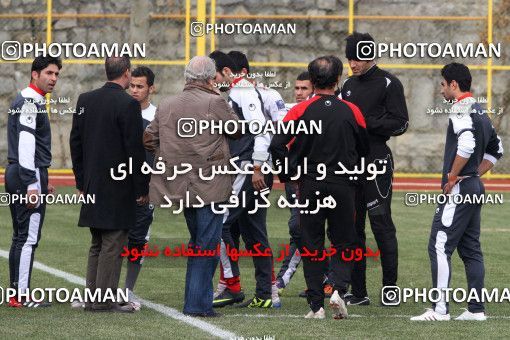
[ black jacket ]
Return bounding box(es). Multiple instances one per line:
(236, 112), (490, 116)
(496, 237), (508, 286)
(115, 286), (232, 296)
(340, 65), (409, 144)
(270, 94), (369, 183)
(70, 82), (149, 230)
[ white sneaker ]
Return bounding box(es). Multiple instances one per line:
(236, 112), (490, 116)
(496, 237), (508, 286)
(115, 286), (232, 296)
(329, 290), (348, 319)
(271, 284), (281, 308)
(410, 308), (451, 321)
(304, 307), (325, 319)
(213, 282), (227, 299)
(455, 309), (487, 321)
(71, 300), (85, 309)
(128, 290), (142, 311)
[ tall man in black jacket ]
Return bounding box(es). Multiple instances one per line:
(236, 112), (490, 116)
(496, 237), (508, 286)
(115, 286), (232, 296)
(340, 32), (409, 306)
(70, 56), (149, 312)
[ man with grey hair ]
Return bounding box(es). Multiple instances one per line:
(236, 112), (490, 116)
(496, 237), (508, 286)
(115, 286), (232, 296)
(144, 56), (239, 317)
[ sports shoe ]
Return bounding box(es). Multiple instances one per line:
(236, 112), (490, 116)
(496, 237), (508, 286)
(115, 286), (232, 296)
(111, 303), (135, 313)
(304, 307), (326, 319)
(276, 279), (285, 296)
(329, 290), (348, 319)
(343, 292), (353, 300)
(8, 297), (22, 308)
(22, 299), (51, 308)
(455, 308), (487, 321)
(410, 308), (451, 321)
(213, 281), (227, 299)
(236, 296), (273, 308)
(323, 283), (334, 298)
(271, 284), (281, 308)
(299, 290), (307, 298)
(213, 289), (245, 308)
(71, 300), (85, 309)
(184, 311), (222, 318)
(127, 290), (142, 311)
(346, 295), (370, 306)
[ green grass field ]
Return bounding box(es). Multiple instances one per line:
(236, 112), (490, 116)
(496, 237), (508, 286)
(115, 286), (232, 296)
(0, 186), (509, 339)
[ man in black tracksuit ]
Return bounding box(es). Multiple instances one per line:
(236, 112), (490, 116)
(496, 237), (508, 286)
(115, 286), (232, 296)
(411, 63), (503, 321)
(6, 56), (61, 308)
(339, 32), (409, 305)
(271, 55), (369, 319)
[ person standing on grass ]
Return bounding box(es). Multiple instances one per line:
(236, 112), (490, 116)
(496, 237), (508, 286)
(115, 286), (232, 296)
(271, 55), (369, 319)
(6, 56), (61, 308)
(70, 56), (150, 313)
(122, 66), (157, 310)
(340, 32), (409, 306)
(144, 56), (239, 317)
(411, 63), (503, 321)
(209, 50), (276, 309)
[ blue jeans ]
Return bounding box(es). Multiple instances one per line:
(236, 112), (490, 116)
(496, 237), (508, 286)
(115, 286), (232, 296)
(182, 205), (223, 314)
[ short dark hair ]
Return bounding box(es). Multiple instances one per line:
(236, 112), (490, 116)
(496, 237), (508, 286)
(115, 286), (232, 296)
(227, 51), (249, 73)
(308, 55), (343, 89)
(132, 66), (155, 86)
(296, 71), (310, 81)
(105, 56), (131, 81)
(209, 50), (237, 73)
(31, 56), (62, 73)
(441, 62), (472, 92)
(345, 31), (375, 60)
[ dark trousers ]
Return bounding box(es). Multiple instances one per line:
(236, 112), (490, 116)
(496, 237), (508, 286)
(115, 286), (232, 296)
(183, 205), (223, 314)
(276, 182), (333, 287)
(86, 228), (128, 307)
(351, 143), (398, 297)
(5, 164), (48, 291)
(276, 182), (301, 286)
(299, 177), (357, 312)
(127, 203), (154, 264)
(429, 176), (485, 314)
(220, 172), (274, 299)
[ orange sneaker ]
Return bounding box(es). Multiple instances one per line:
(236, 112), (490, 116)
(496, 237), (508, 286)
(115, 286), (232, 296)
(8, 297), (22, 308)
(323, 284), (334, 297)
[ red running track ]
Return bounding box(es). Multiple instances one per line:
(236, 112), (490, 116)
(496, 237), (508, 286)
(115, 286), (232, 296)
(1, 174), (509, 192)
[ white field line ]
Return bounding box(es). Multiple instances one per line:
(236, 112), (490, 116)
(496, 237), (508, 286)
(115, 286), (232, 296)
(0, 249), (236, 340)
(225, 313), (510, 320)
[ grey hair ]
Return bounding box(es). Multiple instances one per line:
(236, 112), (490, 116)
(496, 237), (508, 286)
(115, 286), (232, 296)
(184, 56), (217, 83)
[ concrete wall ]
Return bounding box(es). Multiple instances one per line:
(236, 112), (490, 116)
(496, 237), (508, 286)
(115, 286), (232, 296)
(1, 0), (508, 173)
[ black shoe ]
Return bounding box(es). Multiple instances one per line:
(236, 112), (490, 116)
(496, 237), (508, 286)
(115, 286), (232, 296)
(22, 300), (52, 308)
(379, 298), (400, 307)
(299, 290), (307, 298)
(213, 289), (245, 308)
(184, 311), (222, 317)
(346, 296), (370, 306)
(235, 296), (273, 308)
(84, 303), (112, 313)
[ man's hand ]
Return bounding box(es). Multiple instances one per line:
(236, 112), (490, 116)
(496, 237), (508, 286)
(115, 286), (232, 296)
(136, 195), (149, 206)
(26, 189), (39, 209)
(252, 167), (267, 191)
(443, 173), (459, 194)
(48, 183), (56, 195)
